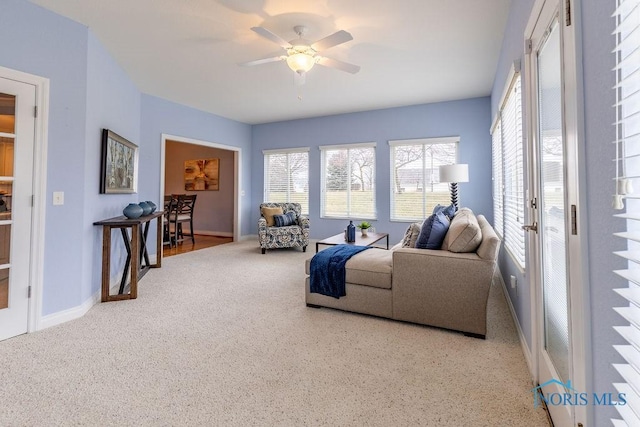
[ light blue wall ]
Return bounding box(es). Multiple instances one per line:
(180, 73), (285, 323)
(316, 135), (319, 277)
(0, 0), (252, 318)
(490, 0), (536, 352)
(84, 32), (142, 303)
(140, 94), (252, 236)
(0, 0), (89, 314)
(252, 98), (492, 244)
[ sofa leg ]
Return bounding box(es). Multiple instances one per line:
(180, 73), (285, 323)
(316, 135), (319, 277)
(302, 245), (307, 252)
(261, 248), (266, 254)
(306, 303), (322, 309)
(463, 332), (486, 340)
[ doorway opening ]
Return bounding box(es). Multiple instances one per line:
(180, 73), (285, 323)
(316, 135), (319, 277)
(160, 134), (241, 258)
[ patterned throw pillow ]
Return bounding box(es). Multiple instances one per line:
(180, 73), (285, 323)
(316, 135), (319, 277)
(273, 211), (297, 227)
(401, 222), (422, 248)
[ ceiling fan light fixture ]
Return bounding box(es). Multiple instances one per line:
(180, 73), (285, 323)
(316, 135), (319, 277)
(286, 52), (316, 73)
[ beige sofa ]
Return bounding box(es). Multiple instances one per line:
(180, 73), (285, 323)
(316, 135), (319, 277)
(305, 213), (500, 339)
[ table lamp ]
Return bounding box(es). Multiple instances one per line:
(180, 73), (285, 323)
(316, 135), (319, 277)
(439, 164), (469, 209)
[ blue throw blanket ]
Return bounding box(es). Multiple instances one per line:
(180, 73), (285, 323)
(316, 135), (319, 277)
(310, 244), (372, 299)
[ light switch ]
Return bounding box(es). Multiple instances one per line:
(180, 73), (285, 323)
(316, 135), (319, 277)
(241, 190), (245, 197)
(53, 191), (64, 206)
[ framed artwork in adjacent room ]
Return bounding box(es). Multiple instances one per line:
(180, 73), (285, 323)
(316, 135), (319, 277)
(100, 129), (138, 194)
(184, 158), (219, 191)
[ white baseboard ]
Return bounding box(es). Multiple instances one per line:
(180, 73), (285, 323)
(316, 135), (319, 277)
(39, 255), (158, 331)
(240, 234), (257, 241)
(495, 267), (534, 378)
(193, 230), (234, 237)
(39, 289), (100, 330)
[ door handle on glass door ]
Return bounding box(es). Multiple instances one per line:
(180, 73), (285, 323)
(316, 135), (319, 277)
(522, 222), (538, 233)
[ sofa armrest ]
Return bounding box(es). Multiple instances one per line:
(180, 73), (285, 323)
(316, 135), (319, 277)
(391, 248), (497, 336)
(258, 217), (267, 231)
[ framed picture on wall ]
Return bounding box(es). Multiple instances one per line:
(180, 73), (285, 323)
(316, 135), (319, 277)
(184, 158), (219, 191)
(100, 129), (138, 194)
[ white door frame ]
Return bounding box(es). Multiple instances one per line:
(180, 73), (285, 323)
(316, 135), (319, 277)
(159, 134), (241, 244)
(0, 65), (49, 334)
(524, 0), (589, 425)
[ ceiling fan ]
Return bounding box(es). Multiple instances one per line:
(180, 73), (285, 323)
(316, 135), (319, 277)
(240, 25), (360, 85)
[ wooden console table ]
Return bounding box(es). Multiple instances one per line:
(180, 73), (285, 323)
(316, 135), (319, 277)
(94, 211), (163, 302)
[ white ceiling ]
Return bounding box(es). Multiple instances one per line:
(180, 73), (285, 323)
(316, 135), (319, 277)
(30, 0), (511, 125)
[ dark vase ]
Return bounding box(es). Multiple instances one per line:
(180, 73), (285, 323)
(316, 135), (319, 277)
(139, 201), (152, 216)
(123, 203), (143, 219)
(347, 221), (356, 242)
(145, 201), (157, 213)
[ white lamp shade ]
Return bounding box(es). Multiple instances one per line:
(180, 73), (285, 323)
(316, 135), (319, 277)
(439, 164), (469, 183)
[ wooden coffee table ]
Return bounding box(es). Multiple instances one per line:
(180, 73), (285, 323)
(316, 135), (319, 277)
(316, 231), (389, 253)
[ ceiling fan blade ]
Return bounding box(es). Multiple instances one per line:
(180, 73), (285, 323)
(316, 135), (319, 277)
(311, 30), (353, 51)
(251, 27), (291, 49)
(239, 56), (285, 67)
(317, 57), (361, 74)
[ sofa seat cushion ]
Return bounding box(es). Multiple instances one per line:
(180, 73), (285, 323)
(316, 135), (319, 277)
(443, 208), (482, 253)
(306, 248), (393, 290)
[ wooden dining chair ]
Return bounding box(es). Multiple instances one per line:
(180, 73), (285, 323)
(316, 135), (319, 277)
(163, 195), (178, 247)
(172, 194), (197, 245)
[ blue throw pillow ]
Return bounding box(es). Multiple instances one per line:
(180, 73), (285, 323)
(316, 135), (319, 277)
(273, 211), (296, 227)
(433, 203), (457, 220)
(426, 211), (450, 249)
(415, 212), (450, 249)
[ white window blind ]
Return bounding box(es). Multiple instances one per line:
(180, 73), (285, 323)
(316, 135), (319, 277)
(389, 138), (458, 221)
(320, 143), (376, 219)
(612, 0), (640, 425)
(263, 148), (309, 214)
(492, 120), (504, 238)
(492, 74), (526, 268)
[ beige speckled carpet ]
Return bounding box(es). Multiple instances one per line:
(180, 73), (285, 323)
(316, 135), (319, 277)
(0, 240), (549, 426)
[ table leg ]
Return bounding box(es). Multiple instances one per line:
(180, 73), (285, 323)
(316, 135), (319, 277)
(155, 214), (162, 268)
(130, 224), (139, 299)
(101, 226), (112, 302)
(119, 228), (132, 295)
(140, 221), (151, 268)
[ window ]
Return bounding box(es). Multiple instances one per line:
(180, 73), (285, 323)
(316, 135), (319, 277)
(612, 1), (640, 425)
(389, 137), (458, 221)
(263, 148), (309, 214)
(492, 121), (504, 240)
(492, 73), (526, 268)
(320, 143), (376, 219)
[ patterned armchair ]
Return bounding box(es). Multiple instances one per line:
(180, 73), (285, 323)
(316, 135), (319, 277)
(258, 202), (310, 254)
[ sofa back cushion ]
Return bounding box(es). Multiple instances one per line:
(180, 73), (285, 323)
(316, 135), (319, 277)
(443, 208), (483, 253)
(476, 215), (500, 261)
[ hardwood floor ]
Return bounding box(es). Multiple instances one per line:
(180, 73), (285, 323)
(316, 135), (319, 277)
(163, 234), (233, 258)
